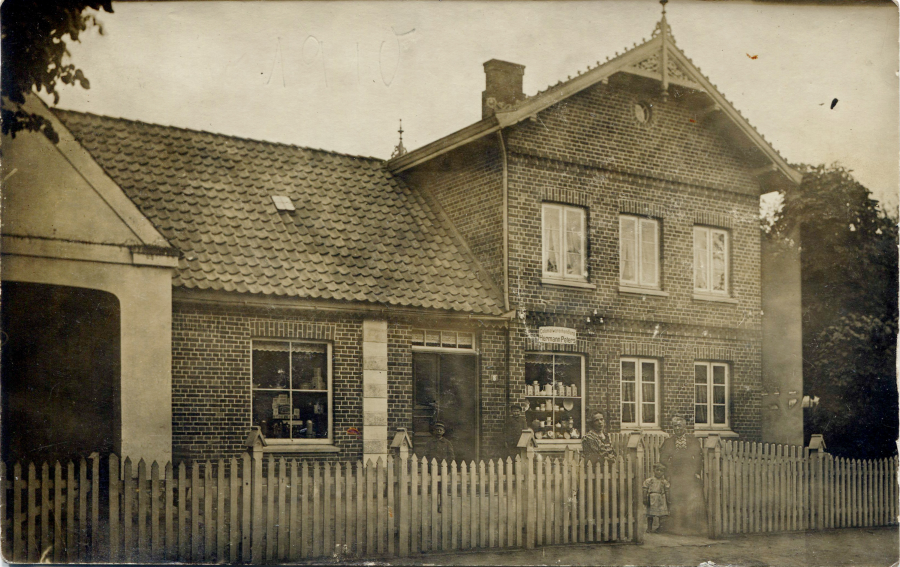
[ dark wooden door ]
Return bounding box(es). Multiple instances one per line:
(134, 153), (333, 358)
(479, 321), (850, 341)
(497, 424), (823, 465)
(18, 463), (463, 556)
(412, 352), (478, 463)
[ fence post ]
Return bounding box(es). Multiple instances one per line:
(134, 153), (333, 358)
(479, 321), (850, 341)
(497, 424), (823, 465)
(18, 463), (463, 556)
(243, 427), (267, 564)
(391, 428), (413, 467)
(626, 432), (645, 544)
(516, 428), (537, 549)
(517, 429), (537, 462)
(392, 429), (411, 557)
(808, 434), (826, 530)
(703, 435), (721, 539)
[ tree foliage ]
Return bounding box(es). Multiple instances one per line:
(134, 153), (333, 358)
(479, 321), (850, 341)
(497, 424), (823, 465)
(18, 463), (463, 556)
(1, 0), (112, 143)
(768, 164), (898, 458)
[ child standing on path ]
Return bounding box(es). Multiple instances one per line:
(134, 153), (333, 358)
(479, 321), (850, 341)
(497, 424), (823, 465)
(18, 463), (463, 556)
(643, 463), (670, 533)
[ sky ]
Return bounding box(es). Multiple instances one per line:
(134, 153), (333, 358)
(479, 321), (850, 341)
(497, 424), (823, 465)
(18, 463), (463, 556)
(51, 1), (899, 210)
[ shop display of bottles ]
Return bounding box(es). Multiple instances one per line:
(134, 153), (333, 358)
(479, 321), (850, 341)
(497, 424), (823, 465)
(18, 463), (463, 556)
(523, 380), (582, 440)
(524, 381), (579, 397)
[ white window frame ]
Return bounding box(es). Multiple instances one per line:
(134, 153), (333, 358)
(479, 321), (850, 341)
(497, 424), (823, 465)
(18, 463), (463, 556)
(694, 361), (730, 430)
(410, 329), (476, 353)
(524, 352), (586, 448)
(693, 226), (730, 296)
(251, 339), (334, 446)
(542, 203), (587, 281)
(619, 215), (660, 289)
(620, 357), (660, 429)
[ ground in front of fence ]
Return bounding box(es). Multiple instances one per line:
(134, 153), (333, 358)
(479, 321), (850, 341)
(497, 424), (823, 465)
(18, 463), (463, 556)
(359, 526), (899, 567)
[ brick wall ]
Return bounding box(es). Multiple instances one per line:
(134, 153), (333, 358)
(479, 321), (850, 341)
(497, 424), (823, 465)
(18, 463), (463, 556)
(479, 326), (510, 457)
(172, 300), (511, 462)
(500, 77), (764, 439)
(171, 301), (364, 462)
(508, 74), (761, 196)
(401, 140), (505, 290)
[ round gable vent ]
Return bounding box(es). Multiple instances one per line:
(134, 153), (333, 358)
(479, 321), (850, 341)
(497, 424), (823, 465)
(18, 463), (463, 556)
(634, 101), (652, 124)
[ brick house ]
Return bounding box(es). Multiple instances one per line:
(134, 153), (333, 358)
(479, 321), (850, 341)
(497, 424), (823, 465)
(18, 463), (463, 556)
(1, 13), (803, 466)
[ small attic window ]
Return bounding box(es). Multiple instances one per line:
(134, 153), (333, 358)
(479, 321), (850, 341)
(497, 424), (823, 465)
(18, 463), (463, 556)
(272, 196), (295, 212)
(634, 102), (652, 124)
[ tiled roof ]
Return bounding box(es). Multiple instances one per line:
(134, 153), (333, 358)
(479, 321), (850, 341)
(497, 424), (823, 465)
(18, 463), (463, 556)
(56, 110), (505, 315)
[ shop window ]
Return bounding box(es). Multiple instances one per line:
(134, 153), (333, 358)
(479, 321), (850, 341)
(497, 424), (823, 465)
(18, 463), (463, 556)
(694, 226), (730, 295)
(619, 215), (660, 289)
(524, 353), (585, 444)
(543, 203), (586, 281)
(251, 340), (331, 443)
(620, 357), (659, 428)
(694, 362), (729, 428)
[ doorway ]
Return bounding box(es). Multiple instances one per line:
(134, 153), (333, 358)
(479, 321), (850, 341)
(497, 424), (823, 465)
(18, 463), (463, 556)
(412, 352), (478, 463)
(1, 281), (121, 465)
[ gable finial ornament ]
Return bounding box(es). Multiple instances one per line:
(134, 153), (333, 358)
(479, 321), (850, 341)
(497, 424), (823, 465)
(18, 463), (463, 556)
(391, 119), (407, 159)
(659, 0), (670, 100)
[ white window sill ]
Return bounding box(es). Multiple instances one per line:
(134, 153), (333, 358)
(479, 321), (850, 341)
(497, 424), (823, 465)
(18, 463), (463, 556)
(618, 286), (670, 297)
(542, 277), (596, 290)
(693, 429), (739, 438)
(693, 293), (738, 304)
(261, 444), (340, 454)
(535, 439), (583, 449)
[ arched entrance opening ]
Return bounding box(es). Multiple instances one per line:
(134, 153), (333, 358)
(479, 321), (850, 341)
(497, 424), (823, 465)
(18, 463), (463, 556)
(1, 281), (121, 464)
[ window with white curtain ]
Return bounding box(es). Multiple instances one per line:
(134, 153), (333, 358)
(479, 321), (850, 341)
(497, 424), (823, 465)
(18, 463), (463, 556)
(694, 226), (730, 295)
(620, 357), (659, 428)
(694, 362), (730, 428)
(619, 215), (659, 288)
(543, 203), (586, 280)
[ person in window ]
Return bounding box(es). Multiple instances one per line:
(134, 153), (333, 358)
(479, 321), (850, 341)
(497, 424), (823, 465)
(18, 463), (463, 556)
(502, 403), (526, 460)
(643, 463), (671, 533)
(426, 421), (455, 464)
(582, 411), (617, 464)
(658, 415), (708, 536)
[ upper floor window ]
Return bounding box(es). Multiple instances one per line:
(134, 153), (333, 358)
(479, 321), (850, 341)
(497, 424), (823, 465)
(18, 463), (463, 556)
(694, 362), (729, 428)
(694, 226), (729, 295)
(619, 215), (659, 288)
(543, 203), (586, 280)
(251, 340), (332, 444)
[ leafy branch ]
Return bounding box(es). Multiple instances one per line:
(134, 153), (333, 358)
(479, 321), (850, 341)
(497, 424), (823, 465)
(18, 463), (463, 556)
(1, 0), (113, 140)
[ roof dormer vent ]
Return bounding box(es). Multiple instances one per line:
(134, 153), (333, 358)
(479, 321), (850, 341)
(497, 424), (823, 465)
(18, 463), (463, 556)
(272, 195), (295, 212)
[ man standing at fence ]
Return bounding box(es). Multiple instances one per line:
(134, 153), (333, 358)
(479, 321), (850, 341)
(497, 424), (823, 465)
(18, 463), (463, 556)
(582, 411), (617, 464)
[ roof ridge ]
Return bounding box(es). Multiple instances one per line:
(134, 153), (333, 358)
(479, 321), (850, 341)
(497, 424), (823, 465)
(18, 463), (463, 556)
(525, 35), (658, 102)
(53, 108), (386, 163)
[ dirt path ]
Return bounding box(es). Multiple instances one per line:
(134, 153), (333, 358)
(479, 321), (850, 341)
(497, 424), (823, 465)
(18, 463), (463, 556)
(362, 527), (899, 567)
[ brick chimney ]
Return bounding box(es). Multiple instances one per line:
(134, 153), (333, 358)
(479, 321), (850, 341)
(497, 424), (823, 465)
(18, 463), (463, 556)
(482, 59), (526, 118)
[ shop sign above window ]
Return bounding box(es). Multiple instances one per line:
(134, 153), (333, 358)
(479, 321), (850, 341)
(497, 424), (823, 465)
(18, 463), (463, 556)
(538, 326), (577, 345)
